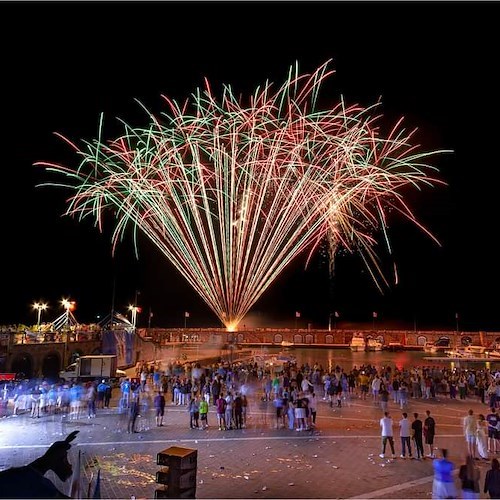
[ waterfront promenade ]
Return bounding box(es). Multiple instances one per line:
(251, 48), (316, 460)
(0, 374), (496, 499)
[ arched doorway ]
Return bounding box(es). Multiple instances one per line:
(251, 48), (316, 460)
(42, 352), (61, 382)
(293, 334), (303, 344)
(417, 335), (427, 346)
(461, 336), (472, 347)
(274, 334), (283, 344)
(325, 335), (334, 344)
(11, 353), (33, 379)
(305, 334), (314, 344)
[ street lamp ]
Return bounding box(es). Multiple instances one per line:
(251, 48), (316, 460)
(32, 302), (48, 331)
(328, 311), (339, 331)
(61, 299), (76, 327)
(128, 304), (141, 328)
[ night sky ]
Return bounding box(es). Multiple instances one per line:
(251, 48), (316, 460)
(1, 1), (498, 332)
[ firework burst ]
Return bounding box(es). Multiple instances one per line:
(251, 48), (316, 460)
(37, 61), (448, 330)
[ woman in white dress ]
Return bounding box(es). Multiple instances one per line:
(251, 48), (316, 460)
(477, 413), (489, 459)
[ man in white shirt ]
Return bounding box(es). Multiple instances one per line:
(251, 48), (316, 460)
(463, 408), (478, 458)
(399, 412), (413, 458)
(380, 411), (396, 459)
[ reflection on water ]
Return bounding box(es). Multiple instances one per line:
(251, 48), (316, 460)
(254, 346), (500, 372)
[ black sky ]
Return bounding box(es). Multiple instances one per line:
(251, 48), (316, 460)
(1, 1), (498, 331)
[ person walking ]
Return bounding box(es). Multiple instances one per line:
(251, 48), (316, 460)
(458, 454), (480, 499)
(463, 409), (478, 459)
(432, 448), (457, 499)
(399, 412), (413, 459)
(379, 411), (396, 459)
(484, 458), (500, 498)
(412, 412), (425, 460)
(424, 409), (436, 458)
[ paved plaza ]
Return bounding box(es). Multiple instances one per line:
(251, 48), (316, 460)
(0, 377), (496, 499)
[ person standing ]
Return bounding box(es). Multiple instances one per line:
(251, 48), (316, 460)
(463, 409), (478, 459)
(199, 396), (209, 429)
(486, 407), (499, 453)
(399, 412), (412, 459)
(154, 391), (165, 427)
(477, 414), (489, 460)
(432, 448), (457, 499)
(379, 411), (396, 459)
(380, 384), (389, 413)
(188, 396), (199, 429)
(412, 412), (425, 460)
(458, 454), (480, 499)
(484, 458), (500, 498)
(216, 393), (226, 430)
(424, 409), (436, 458)
(307, 391), (318, 427)
(96, 379), (107, 409)
(127, 392), (140, 433)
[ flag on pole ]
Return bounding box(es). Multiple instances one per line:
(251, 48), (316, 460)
(455, 312), (459, 319)
(149, 311), (153, 319)
(295, 311), (301, 318)
(334, 311), (340, 318)
(185, 311), (190, 318)
(92, 468), (101, 499)
(372, 311), (378, 318)
(69, 449), (82, 499)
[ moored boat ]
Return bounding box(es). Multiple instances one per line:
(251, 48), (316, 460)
(349, 333), (366, 352)
(366, 338), (383, 351)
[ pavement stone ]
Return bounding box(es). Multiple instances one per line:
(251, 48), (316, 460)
(0, 381), (496, 499)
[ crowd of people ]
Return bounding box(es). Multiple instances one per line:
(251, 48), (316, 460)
(6, 356), (500, 497)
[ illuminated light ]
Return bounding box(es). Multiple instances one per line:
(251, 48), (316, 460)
(37, 61), (449, 330)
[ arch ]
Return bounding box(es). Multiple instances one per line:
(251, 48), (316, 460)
(305, 334), (314, 345)
(236, 333), (244, 343)
(376, 335), (385, 345)
(274, 333), (283, 344)
(11, 352), (34, 379)
(461, 336), (472, 347)
(416, 335), (427, 346)
(325, 335), (334, 344)
(293, 334), (303, 344)
(41, 352), (61, 382)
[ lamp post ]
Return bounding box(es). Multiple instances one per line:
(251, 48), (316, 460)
(32, 302), (48, 331)
(128, 304), (141, 328)
(61, 299), (76, 327)
(61, 298), (76, 367)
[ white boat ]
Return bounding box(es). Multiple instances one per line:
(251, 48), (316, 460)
(424, 337), (451, 353)
(349, 333), (366, 352)
(464, 345), (486, 355)
(366, 338), (383, 351)
(445, 346), (486, 358)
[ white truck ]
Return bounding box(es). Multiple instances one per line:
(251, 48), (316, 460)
(59, 355), (123, 381)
